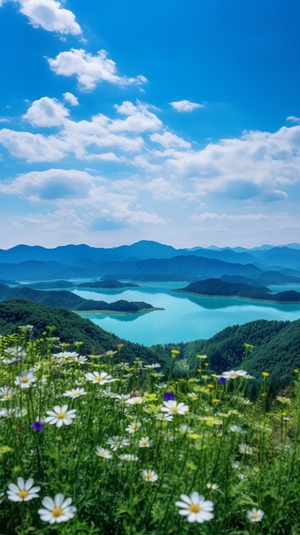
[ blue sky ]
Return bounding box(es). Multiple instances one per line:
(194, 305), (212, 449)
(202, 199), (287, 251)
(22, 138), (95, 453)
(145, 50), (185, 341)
(0, 0), (299, 249)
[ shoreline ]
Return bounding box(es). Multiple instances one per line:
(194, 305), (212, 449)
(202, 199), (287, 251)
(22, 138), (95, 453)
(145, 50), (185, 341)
(75, 306), (164, 316)
(173, 289), (300, 305)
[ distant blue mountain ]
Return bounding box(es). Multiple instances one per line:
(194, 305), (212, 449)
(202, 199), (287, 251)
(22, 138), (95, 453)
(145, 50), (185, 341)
(0, 241), (299, 282)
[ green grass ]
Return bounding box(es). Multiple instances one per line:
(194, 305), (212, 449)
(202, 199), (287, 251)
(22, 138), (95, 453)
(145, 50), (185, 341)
(0, 326), (299, 534)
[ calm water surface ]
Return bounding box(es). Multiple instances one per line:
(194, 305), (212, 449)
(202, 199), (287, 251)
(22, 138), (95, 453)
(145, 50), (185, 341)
(73, 282), (300, 346)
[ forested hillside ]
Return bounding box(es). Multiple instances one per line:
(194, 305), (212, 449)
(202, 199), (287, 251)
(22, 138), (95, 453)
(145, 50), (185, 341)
(0, 299), (299, 395)
(0, 283), (154, 313)
(152, 318), (300, 393)
(0, 299), (158, 365)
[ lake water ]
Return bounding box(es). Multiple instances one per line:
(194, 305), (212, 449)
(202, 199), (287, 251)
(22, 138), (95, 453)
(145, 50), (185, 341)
(73, 282), (300, 346)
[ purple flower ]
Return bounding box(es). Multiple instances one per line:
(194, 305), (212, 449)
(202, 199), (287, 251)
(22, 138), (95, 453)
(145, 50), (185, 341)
(218, 377), (227, 384)
(31, 421), (44, 432)
(164, 391), (175, 401)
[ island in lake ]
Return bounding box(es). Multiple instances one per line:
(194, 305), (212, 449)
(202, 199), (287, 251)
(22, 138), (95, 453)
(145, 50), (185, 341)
(175, 277), (300, 303)
(0, 283), (155, 314)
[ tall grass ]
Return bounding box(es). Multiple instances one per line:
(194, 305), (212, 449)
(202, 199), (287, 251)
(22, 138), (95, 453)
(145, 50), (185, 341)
(0, 326), (299, 534)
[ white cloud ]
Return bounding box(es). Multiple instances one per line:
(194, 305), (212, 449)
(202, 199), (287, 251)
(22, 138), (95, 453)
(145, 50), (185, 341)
(63, 92), (79, 106)
(0, 129), (66, 161)
(112, 101), (162, 133)
(48, 48), (148, 91)
(150, 131), (191, 149)
(192, 212), (268, 222)
(0, 169), (95, 200)
(144, 178), (188, 201)
(287, 115), (300, 123)
(1, 0), (82, 35)
(170, 100), (204, 112)
(164, 126), (300, 202)
(23, 97), (70, 127)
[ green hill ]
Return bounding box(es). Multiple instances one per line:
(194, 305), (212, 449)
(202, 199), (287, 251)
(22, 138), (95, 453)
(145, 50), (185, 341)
(152, 318), (300, 392)
(0, 283), (154, 313)
(0, 298), (158, 365)
(177, 278), (300, 302)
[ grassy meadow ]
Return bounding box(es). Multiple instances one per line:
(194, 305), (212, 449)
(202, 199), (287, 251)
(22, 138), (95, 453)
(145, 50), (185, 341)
(0, 325), (299, 534)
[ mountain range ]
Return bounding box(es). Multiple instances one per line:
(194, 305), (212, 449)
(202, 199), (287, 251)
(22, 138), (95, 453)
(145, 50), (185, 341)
(0, 241), (299, 283)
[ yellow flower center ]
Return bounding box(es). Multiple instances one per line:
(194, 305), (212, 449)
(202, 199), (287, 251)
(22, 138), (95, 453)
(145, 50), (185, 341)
(253, 513), (259, 519)
(18, 490), (28, 499)
(21, 377), (29, 383)
(73, 392), (80, 396)
(57, 412), (65, 419)
(189, 504), (200, 513)
(231, 373), (238, 377)
(146, 474), (153, 480)
(96, 376), (103, 381)
(171, 407), (178, 413)
(52, 507), (63, 517)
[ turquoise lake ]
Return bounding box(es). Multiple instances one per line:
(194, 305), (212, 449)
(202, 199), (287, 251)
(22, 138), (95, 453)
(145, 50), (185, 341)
(73, 282), (300, 346)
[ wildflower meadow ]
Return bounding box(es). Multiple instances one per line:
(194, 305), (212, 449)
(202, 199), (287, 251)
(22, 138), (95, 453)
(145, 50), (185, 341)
(0, 325), (299, 534)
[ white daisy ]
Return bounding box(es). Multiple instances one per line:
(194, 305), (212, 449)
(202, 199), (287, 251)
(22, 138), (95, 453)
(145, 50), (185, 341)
(125, 396), (144, 405)
(125, 421), (141, 433)
(63, 388), (87, 398)
(118, 454), (139, 461)
(141, 470), (159, 482)
(247, 508), (264, 522)
(85, 371), (114, 384)
(38, 493), (76, 524)
(14, 370), (37, 388)
(53, 351), (79, 360)
(44, 405), (76, 427)
(0, 386), (15, 401)
(107, 436), (130, 451)
(175, 492), (214, 523)
(7, 477), (40, 502)
(161, 400), (189, 415)
(221, 370), (248, 380)
(138, 437), (152, 448)
(155, 412), (173, 421)
(72, 355), (88, 364)
(95, 447), (113, 459)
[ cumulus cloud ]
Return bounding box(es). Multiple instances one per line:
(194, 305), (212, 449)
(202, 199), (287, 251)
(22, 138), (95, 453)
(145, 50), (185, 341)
(1, 0), (82, 35)
(170, 100), (204, 112)
(22, 97), (70, 127)
(48, 48), (148, 91)
(112, 101), (162, 133)
(164, 126), (300, 202)
(0, 99), (163, 162)
(0, 169), (95, 200)
(150, 131), (191, 148)
(63, 92), (79, 106)
(0, 129), (66, 161)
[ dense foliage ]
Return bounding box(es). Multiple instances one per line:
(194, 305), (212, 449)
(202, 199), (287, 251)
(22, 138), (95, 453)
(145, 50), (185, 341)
(0, 327), (300, 533)
(152, 319), (300, 394)
(0, 299), (158, 367)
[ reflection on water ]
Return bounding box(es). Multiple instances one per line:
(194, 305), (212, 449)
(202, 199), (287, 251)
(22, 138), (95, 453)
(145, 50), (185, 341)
(74, 283), (300, 346)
